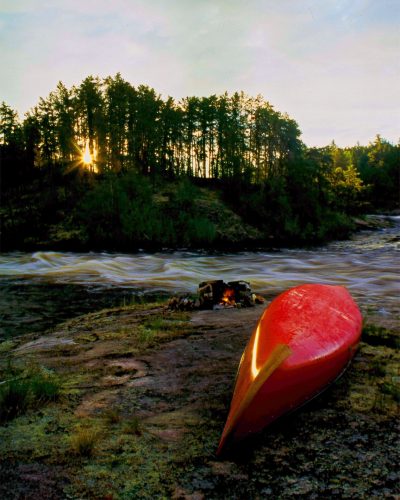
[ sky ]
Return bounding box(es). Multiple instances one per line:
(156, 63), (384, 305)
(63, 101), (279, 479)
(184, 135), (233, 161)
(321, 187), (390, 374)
(0, 0), (399, 147)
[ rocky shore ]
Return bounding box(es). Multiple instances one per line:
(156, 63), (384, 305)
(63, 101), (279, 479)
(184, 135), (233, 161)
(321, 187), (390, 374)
(0, 300), (399, 499)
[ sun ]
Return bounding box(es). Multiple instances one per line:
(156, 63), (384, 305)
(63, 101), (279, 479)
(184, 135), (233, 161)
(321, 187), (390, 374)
(82, 141), (92, 165)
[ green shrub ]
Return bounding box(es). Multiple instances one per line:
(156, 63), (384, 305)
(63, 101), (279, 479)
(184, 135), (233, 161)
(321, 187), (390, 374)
(316, 210), (355, 241)
(381, 382), (400, 402)
(0, 367), (61, 423)
(144, 317), (166, 331)
(0, 379), (30, 422)
(30, 372), (61, 402)
(170, 178), (198, 214)
(137, 325), (154, 344)
(103, 408), (121, 425)
(123, 415), (142, 435)
(186, 217), (216, 245)
(79, 172), (171, 248)
(0, 340), (15, 354)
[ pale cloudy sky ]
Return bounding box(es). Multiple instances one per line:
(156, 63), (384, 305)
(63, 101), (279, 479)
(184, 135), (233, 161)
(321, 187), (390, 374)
(0, 0), (399, 146)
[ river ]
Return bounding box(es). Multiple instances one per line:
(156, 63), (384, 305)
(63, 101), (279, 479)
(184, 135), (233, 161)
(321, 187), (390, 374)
(0, 216), (399, 339)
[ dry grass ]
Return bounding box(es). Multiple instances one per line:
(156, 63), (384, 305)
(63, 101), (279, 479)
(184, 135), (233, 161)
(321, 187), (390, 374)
(69, 427), (101, 457)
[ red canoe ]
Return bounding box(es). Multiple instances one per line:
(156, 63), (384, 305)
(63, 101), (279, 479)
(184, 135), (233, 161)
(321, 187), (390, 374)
(217, 284), (362, 454)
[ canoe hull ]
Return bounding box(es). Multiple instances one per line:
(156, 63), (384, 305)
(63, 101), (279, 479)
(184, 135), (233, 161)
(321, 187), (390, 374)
(217, 284), (362, 453)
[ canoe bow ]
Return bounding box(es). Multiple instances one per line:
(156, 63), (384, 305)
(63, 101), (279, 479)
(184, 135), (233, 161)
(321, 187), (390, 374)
(217, 343), (292, 455)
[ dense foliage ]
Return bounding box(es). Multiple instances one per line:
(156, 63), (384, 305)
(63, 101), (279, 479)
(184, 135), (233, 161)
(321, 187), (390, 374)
(0, 74), (398, 250)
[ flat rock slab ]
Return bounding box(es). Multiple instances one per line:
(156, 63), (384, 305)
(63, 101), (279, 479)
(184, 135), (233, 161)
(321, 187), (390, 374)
(132, 309), (260, 429)
(2, 303), (399, 499)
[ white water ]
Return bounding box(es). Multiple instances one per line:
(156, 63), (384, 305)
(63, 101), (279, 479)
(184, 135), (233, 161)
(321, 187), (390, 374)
(1, 217), (399, 314)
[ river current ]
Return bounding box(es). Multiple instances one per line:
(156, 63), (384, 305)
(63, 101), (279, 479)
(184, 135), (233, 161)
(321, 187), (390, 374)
(0, 216), (398, 338)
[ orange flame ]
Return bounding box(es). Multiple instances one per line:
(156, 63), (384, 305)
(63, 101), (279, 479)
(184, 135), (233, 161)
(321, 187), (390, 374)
(221, 287), (235, 305)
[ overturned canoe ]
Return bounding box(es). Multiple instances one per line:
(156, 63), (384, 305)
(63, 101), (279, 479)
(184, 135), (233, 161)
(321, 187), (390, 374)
(217, 284), (362, 454)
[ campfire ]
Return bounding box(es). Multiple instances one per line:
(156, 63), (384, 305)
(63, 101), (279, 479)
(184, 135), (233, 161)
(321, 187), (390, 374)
(221, 287), (235, 306)
(168, 280), (264, 311)
(198, 280), (264, 309)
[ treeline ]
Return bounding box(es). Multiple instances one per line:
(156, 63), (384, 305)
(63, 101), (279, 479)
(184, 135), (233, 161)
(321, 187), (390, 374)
(0, 74), (399, 250)
(1, 73), (303, 184)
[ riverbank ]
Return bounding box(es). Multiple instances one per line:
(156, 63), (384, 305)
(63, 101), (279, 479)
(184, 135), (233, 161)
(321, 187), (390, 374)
(3, 172), (387, 253)
(0, 300), (398, 498)
(1, 213), (399, 344)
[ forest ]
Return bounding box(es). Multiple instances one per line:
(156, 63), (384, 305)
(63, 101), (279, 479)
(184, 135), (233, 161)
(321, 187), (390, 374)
(1, 74), (399, 251)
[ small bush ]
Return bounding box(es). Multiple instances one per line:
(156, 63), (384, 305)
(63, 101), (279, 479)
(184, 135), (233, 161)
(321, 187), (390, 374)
(316, 210), (355, 241)
(143, 317), (166, 331)
(0, 367), (61, 423)
(30, 373), (61, 402)
(381, 382), (400, 403)
(103, 408), (121, 425)
(186, 217), (216, 246)
(123, 415), (142, 436)
(0, 379), (30, 422)
(137, 325), (154, 345)
(369, 359), (386, 377)
(0, 340), (15, 354)
(70, 428), (100, 457)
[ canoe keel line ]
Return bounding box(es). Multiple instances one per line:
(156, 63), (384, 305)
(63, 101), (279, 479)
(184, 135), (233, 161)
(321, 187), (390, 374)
(217, 284), (362, 455)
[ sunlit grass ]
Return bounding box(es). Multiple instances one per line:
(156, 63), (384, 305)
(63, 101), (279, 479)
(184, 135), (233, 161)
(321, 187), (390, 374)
(69, 427), (101, 457)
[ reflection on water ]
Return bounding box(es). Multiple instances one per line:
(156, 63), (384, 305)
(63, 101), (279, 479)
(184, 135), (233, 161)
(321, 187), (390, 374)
(0, 216), (399, 338)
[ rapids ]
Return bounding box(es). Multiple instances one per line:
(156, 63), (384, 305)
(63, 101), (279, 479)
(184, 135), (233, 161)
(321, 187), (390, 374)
(0, 216), (398, 338)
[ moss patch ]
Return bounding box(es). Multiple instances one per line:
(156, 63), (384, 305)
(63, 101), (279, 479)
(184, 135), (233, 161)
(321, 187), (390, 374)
(362, 322), (399, 348)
